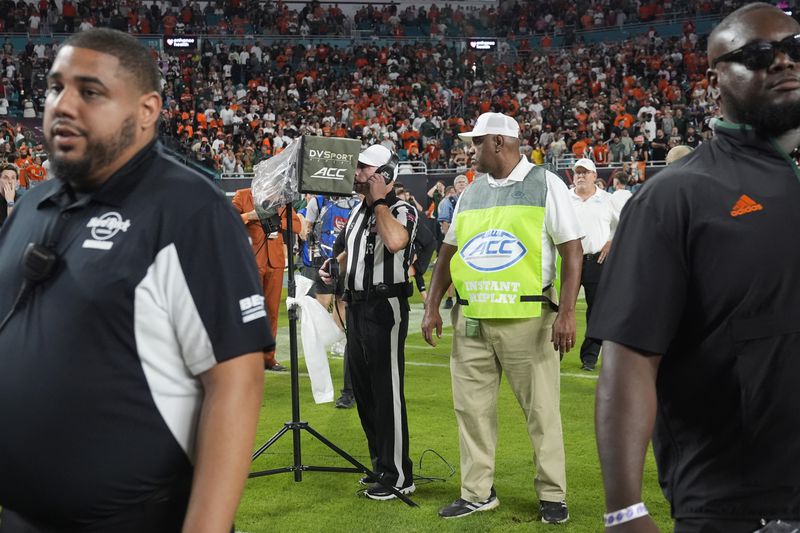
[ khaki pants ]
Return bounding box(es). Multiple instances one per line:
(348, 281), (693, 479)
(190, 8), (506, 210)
(450, 288), (567, 503)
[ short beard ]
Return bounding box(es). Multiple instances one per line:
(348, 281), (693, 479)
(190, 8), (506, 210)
(725, 93), (800, 138)
(46, 116), (137, 189)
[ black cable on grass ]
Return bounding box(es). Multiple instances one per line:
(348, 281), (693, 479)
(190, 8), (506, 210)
(412, 448), (456, 485)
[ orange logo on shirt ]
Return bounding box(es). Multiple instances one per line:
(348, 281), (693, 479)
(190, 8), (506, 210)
(730, 195), (763, 217)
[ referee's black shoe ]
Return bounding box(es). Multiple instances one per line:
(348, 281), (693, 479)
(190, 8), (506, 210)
(358, 474), (378, 485)
(335, 392), (355, 409)
(364, 482), (416, 501)
(438, 488), (499, 518)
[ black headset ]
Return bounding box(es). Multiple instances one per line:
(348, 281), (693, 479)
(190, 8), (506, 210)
(375, 153), (399, 184)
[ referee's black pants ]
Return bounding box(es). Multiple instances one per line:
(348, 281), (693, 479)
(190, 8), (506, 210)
(580, 253), (604, 367)
(346, 296), (413, 488)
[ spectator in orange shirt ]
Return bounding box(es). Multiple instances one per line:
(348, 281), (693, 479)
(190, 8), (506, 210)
(571, 135), (590, 158)
(14, 146), (33, 188)
(232, 188), (302, 371)
(613, 111), (634, 132)
(592, 135), (610, 166)
(25, 155), (47, 186)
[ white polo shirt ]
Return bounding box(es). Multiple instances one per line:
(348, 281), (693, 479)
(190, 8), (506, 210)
(444, 158), (583, 286)
(569, 186), (620, 255)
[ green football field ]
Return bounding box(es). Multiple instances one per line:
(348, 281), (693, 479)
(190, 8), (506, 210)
(236, 284), (673, 533)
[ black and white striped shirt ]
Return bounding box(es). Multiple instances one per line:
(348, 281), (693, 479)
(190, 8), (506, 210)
(340, 192), (418, 292)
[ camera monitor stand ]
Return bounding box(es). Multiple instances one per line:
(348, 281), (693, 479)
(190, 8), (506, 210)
(248, 136), (417, 507)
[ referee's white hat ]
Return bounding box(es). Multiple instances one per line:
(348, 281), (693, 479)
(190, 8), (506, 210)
(358, 144), (393, 167)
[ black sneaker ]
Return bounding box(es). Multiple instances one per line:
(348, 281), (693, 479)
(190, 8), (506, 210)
(438, 488), (499, 519)
(443, 297), (453, 309)
(335, 393), (355, 409)
(364, 482), (415, 501)
(540, 500), (569, 524)
(265, 363), (287, 372)
(580, 363), (595, 372)
(358, 474), (379, 485)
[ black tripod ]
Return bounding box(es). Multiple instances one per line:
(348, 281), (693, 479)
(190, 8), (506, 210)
(248, 202), (417, 507)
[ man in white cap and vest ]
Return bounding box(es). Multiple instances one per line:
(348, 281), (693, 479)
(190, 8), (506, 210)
(421, 112), (584, 523)
(569, 158), (621, 371)
(320, 144), (418, 500)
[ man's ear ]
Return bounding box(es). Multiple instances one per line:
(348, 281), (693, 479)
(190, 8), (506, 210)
(706, 68), (718, 87)
(495, 134), (504, 152)
(139, 91), (163, 132)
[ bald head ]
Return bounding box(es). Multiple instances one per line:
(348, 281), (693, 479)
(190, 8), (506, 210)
(708, 3), (795, 65)
(666, 145), (694, 165)
(707, 5), (800, 137)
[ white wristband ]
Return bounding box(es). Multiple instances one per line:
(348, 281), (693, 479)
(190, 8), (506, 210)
(604, 502), (649, 527)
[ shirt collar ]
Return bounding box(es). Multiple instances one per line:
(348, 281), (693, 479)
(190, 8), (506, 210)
(712, 119), (789, 159)
(486, 156), (533, 185)
(37, 138), (159, 210)
(569, 185), (603, 200)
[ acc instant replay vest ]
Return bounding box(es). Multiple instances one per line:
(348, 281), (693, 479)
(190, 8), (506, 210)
(450, 166), (550, 319)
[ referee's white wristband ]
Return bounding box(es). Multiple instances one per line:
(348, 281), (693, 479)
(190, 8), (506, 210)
(604, 502), (649, 527)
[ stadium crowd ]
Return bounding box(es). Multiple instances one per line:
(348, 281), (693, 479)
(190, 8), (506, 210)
(0, 0), (748, 37)
(0, 0), (752, 188)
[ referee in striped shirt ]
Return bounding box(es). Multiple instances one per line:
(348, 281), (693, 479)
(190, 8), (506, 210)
(320, 144), (418, 500)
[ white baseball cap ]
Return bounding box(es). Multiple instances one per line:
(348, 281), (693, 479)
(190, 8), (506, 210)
(573, 158), (597, 173)
(358, 144), (393, 167)
(458, 112), (520, 142)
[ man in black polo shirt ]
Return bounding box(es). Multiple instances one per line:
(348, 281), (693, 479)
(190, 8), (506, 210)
(590, 5), (800, 532)
(0, 29), (271, 533)
(320, 144), (418, 501)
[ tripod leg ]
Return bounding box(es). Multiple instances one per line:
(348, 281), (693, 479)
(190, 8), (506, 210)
(303, 425), (418, 507)
(251, 424), (291, 461)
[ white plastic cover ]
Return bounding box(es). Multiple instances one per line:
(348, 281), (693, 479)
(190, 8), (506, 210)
(251, 139), (301, 210)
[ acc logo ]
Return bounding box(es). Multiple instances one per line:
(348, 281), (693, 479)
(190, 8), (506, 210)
(460, 229), (527, 272)
(82, 211), (131, 250)
(311, 167), (348, 180)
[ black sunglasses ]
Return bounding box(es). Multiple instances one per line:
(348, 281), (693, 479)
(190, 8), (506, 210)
(712, 33), (800, 70)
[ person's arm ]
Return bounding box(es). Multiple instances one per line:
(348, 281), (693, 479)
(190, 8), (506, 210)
(551, 239), (582, 354)
(408, 194), (424, 213)
(596, 342), (662, 533)
(373, 202), (410, 253)
(600, 195), (623, 264)
(296, 212), (308, 241)
(182, 352), (264, 533)
(231, 190), (257, 225)
(366, 173), (411, 253)
(421, 242), (456, 346)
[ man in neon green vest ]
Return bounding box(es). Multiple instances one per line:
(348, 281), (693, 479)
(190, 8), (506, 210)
(421, 112), (583, 524)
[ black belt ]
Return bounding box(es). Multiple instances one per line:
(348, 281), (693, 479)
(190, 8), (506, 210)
(345, 282), (412, 302)
(583, 253), (600, 261)
(456, 284), (558, 312)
